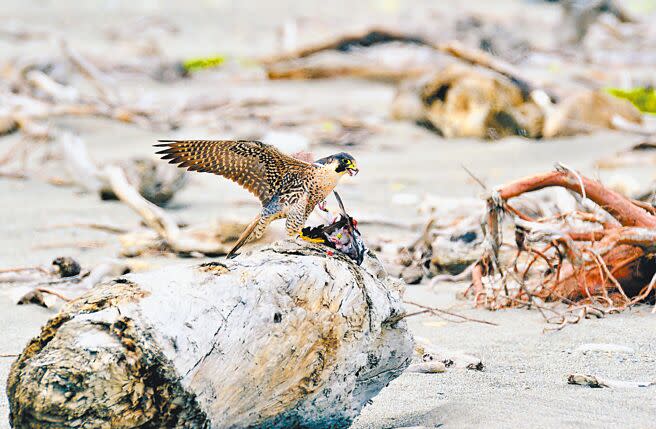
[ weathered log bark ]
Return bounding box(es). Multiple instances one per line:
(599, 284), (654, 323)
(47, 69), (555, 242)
(6, 240), (413, 429)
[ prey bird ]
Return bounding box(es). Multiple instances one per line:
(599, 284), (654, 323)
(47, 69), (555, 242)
(155, 140), (359, 258)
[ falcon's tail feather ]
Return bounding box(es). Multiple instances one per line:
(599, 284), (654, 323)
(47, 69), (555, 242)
(226, 215), (261, 259)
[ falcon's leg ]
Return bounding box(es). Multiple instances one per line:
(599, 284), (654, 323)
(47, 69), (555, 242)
(227, 203), (281, 258)
(285, 196), (309, 237)
(287, 196), (323, 243)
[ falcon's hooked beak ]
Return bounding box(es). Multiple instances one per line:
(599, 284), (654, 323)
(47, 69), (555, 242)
(345, 160), (359, 176)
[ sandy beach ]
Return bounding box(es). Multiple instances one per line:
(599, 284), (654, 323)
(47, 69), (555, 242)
(1, 0), (656, 427)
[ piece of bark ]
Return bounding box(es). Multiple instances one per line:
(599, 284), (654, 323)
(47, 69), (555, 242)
(7, 240), (413, 429)
(16, 290), (47, 308)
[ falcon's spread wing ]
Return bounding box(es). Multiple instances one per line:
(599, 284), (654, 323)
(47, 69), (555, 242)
(155, 140), (313, 204)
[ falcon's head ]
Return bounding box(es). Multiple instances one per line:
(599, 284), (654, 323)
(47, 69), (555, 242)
(314, 152), (359, 176)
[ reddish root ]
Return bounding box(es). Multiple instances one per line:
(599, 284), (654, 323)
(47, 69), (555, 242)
(472, 168), (656, 317)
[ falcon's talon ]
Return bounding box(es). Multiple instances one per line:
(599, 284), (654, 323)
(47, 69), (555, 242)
(156, 139), (358, 257)
(299, 230), (326, 244)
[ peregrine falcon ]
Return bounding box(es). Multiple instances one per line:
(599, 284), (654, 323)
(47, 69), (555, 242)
(155, 140), (359, 258)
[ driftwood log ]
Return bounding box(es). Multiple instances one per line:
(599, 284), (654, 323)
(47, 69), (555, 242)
(6, 240), (413, 429)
